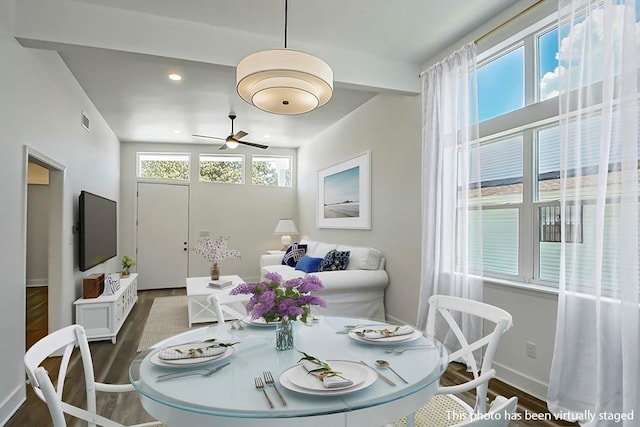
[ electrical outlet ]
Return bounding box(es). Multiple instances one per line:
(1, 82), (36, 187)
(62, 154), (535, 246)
(526, 341), (537, 359)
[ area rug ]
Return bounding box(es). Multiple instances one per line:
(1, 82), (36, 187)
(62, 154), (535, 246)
(137, 295), (210, 351)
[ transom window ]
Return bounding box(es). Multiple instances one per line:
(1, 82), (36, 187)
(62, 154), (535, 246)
(199, 154), (245, 184)
(137, 152), (190, 181)
(252, 155), (292, 187)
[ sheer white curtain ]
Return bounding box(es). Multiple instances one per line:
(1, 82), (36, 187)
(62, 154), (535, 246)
(548, 1), (640, 425)
(417, 43), (483, 344)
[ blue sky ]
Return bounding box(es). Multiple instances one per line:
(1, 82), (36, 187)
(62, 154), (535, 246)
(324, 166), (359, 205)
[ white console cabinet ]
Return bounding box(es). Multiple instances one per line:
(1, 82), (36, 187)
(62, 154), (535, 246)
(74, 273), (138, 343)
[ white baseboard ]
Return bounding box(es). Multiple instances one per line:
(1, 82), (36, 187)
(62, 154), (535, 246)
(493, 361), (549, 402)
(0, 383), (26, 426)
(26, 279), (48, 287)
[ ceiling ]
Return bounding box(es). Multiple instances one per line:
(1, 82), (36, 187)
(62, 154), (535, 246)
(13, 0), (525, 148)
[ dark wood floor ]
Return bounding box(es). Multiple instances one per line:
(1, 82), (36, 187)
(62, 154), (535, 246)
(10, 287), (576, 426)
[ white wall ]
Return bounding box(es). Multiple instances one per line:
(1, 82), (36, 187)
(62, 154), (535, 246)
(297, 93), (423, 323)
(0, 0), (122, 421)
(120, 142), (298, 283)
(296, 92), (559, 401)
(26, 184), (50, 285)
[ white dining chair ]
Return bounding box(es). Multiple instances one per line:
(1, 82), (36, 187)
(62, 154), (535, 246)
(394, 295), (513, 427)
(207, 292), (250, 323)
(24, 324), (163, 427)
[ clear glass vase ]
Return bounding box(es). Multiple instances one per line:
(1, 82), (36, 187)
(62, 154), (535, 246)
(275, 317), (294, 351)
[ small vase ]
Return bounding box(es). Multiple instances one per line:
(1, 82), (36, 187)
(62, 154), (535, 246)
(211, 264), (220, 280)
(275, 317), (294, 351)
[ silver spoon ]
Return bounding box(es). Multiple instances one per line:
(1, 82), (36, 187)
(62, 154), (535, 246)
(375, 360), (408, 383)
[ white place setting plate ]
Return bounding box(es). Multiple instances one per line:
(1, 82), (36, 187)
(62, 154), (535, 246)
(149, 345), (234, 367)
(242, 316), (279, 327)
(348, 326), (423, 345)
(279, 360), (377, 396)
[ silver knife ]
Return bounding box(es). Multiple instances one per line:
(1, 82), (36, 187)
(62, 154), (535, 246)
(156, 362), (230, 381)
(360, 360), (396, 386)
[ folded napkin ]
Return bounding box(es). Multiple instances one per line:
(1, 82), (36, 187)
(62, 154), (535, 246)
(361, 325), (414, 339)
(158, 343), (227, 360)
(300, 359), (354, 389)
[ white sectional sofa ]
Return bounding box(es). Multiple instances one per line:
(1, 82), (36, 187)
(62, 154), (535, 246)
(259, 240), (389, 320)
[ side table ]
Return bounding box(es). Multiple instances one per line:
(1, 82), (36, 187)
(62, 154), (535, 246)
(185, 275), (245, 326)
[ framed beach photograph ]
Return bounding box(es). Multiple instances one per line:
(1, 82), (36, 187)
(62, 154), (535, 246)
(317, 151), (371, 229)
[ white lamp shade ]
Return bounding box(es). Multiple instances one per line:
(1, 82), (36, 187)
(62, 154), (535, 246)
(274, 219), (298, 249)
(273, 219), (298, 234)
(236, 49), (333, 115)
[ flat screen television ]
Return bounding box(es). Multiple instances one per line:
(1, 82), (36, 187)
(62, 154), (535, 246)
(79, 191), (117, 272)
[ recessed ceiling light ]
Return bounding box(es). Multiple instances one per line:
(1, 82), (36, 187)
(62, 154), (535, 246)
(173, 129), (182, 134)
(264, 134), (271, 138)
(168, 73), (182, 81)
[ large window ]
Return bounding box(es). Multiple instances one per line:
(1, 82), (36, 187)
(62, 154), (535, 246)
(252, 155), (292, 187)
(475, 7), (640, 288)
(199, 154), (244, 184)
(137, 152), (190, 181)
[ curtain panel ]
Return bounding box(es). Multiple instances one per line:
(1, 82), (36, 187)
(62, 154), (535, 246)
(417, 43), (483, 352)
(548, 1), (640, 425)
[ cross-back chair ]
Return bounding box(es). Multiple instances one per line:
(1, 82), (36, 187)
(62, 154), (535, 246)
(24, 324), (162, 427)
(207, 292), (250, 323)
(400, 295), (514, 427)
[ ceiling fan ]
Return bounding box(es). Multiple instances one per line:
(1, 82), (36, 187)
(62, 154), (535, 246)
(192, 114), (269, 150)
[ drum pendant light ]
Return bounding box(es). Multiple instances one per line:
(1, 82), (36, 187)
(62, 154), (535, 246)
(236, 0), (333, 115)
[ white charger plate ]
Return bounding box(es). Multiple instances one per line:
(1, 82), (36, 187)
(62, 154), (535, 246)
(348, 327), (423, 345)
(150, 345), (234, 367)
(279, 360), (376, 396)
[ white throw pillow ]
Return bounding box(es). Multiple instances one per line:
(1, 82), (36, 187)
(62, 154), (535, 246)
(310, 242), (338, 258)
(300, 240), (319, 256)
(337, 245), (382, 270)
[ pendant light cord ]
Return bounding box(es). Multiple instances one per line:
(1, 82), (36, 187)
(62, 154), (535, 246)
(284, 0), (288, 49)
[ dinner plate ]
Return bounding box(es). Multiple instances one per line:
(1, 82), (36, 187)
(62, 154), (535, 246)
(279, 360), (377, 396)
(242, 317), (279, 327)
(348, 327), (423, 345)
(149, 345), (234, 367)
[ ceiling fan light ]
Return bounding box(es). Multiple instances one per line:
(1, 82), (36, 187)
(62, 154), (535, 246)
(225, 139), (239, 149)
(236, 49), (333, 115)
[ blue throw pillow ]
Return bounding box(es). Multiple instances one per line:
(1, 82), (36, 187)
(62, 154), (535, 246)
(282, 243), (308, 267)
(319, 249), (350, 272)
(295, 255), (323, 273)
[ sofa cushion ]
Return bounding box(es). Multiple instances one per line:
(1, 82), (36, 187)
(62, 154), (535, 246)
(337, 245), (382, 270)
(295, 255), (323, 273)
(281, 243), (307, 267)
(310, 242), (338, 258)
(319, 249), (350, 272)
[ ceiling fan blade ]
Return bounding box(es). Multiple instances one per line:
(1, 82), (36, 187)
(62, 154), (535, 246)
(218, 144), (228, 150)
(233, 130), (248, 140)
(192, 134), (226, 141)
(238, 140), (269, 150)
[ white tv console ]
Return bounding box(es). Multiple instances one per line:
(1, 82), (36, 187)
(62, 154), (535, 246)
(74, 273), (138, 343)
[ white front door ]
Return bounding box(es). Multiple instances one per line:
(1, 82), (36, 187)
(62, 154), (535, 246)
(136, 183), (189, 289)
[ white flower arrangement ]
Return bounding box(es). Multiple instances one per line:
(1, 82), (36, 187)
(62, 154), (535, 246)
(192, 236), (241, 265)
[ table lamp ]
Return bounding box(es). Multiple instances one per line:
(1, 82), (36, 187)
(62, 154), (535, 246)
(273, 219), (298, 250)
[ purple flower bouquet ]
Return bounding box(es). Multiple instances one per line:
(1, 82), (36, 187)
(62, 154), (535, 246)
(230, 272), (326, 324)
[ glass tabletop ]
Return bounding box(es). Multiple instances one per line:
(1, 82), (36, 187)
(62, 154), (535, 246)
(129, 316), (447, 420)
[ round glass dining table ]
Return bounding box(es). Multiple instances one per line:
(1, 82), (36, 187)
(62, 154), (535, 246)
(129, 316), (448, 427)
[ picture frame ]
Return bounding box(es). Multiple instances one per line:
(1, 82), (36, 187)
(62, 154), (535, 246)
(317, 151), (371, 229)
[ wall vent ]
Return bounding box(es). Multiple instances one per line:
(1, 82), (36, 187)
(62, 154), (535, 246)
(81, 112), (90, 131)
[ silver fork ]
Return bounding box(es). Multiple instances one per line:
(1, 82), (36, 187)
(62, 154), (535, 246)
(254, 377), (274, 408)
(384, 345), (434, 354)
(263, 371), (287, 406)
